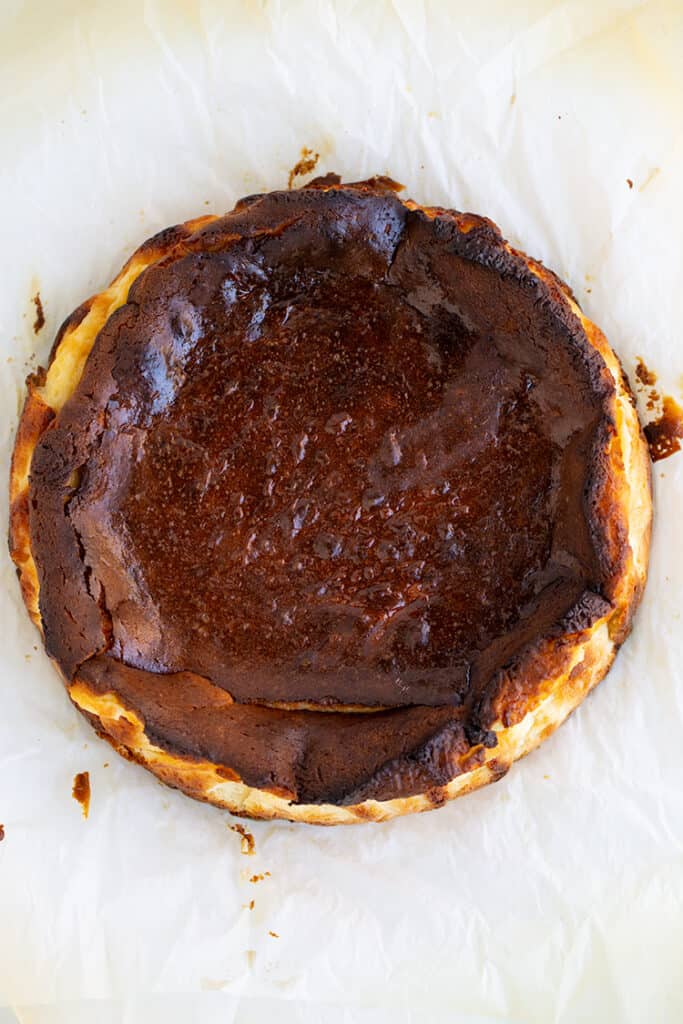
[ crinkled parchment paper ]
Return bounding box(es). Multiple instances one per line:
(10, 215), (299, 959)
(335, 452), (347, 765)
(1, 2), (683, 1021)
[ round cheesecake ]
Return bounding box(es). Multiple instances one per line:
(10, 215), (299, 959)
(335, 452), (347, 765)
(9, 176), (652, 823)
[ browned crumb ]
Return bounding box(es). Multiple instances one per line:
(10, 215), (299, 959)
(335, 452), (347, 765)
(0, 824), (5, 841)
(635, 358), (657, 387)
(644, 396), (683, 462)
(72, 771), (90, 818)
(268, 930), (279, 938)
(249, 871), (271, 884)
(627, 178), (633, 189)
(288, 147), (319, 189)
(248, 899), (255, 910)
(229, 822), (255, 855)
(32, 292), (45, 334)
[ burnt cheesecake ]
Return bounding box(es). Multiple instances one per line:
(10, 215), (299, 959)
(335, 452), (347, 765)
(9, 176), (652, 823)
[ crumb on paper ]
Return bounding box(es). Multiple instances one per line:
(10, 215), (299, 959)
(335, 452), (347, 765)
(103, 762), (109, 768)
(644, 396), (683, 462)
(245, 950), (256, 967)
(32, 292), (45, 334)
(627, 178), (633, 189)
(268, 931), (279, 938)
(72, 771), (90, 818)
(635, 358), (657, 387)
(0, 824), (5, 842)
(242, 899), (255, 910)
(249, 871), (271, 884)
(288, 147), (319, 189)
(229, 822), (255, 855)
(510, 93), (516, 106)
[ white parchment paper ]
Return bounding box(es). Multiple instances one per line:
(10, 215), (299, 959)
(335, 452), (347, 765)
(1, 2), (683, 1021)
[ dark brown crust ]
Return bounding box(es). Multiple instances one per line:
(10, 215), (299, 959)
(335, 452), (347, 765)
(9, 178), (651, 816)
(77, 655), (473, 806)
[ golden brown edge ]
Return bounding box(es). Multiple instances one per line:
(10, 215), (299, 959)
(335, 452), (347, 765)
(9, 189), (652, 824)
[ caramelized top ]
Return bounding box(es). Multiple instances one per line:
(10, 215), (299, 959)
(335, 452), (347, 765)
(29, 180), (614, 788)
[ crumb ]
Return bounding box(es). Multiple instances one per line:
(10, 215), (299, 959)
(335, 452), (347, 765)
(268, 931), (279, 938)
(72, 771), (90, 818)
(635, 358), (657, 387)
(229, 822), (255, 855)
(586, 288), (592, 293)
(0, 824), (5, 841)
(510, 93), (516, 106)
(288, 147), (319, 189)
(103, 762), (109, 768)
(24, 654), (31, 661)
(645, 395), (683, 462)
(627, 178), (633, 189)
(249, 871), (271, 883)
(32, 292), (45, 334)
(543, 774), (549, 779)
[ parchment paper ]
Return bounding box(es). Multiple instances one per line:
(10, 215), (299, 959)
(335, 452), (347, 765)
(1, 2), (683, 1021)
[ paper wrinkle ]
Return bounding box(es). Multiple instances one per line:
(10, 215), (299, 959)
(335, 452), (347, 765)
(1, 0), (683, 1021)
